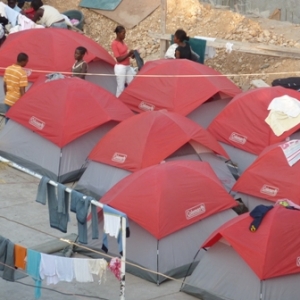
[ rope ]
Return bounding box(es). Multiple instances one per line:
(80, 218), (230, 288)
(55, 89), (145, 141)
(0, 66), (299, 78)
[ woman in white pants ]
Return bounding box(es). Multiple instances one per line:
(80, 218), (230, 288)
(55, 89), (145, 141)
(111, 25), (135, 97)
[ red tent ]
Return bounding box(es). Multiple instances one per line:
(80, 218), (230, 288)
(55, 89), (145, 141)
(88, 110), (229, 171)
(119, 59), (241, 115)
(100, 160), (237, 239)
(6, 77), (134, 147)
(0, 28), (115, 81)
(202, 205), (300, 279)
(208, 86), (300, 155)
(232, 139), (300, 203)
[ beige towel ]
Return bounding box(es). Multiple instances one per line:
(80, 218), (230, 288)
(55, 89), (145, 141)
(265, 110), (300, 136)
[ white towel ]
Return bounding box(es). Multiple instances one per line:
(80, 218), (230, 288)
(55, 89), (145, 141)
(0, 2), (7, 18)
(5, 5), (19, 26)
(268, 95), (300, 117)
(55, 256), (74, 282)
(104, 213), (121, 238)
(73, 258), (94, 283)
(89, 259), (107, 284)
(265, 110), (300, 136)
(40, 254), (59, 285)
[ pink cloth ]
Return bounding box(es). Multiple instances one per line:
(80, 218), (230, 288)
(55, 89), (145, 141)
(108, 257), (121, 280)
(111, 40), (130, 66)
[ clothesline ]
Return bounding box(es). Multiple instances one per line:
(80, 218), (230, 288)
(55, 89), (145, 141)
(0, 214), (183, 283)
(0, 155), (126, 300)
(0, 235), (114, 299)
(0, 66), (300, 78)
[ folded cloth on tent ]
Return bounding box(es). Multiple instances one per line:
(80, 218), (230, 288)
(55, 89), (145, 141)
(79, 0), (122, 10)
(36, 177), (69, 233)
(71, 190), (99, 244)
(0, 236), (15, 281)
(265, 110), (300, 136)
(102, 205), (130, 256)
(268, 95), (300, 117)
(249, 205), (273, 232)
(26, 249), (42, 299)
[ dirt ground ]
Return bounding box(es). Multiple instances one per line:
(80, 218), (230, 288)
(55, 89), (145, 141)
(41, 0), (300, 89)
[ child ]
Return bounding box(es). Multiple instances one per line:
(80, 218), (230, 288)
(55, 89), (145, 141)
(72, 46), (88, 79)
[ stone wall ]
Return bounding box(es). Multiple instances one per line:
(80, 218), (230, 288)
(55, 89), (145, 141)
(200, 0), (300, 23)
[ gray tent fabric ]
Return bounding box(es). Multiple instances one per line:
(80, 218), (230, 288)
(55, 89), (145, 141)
(86, 60), (117, 95)
(187, 98), (231, 129)
(85, 209), (237, 284)
(220, 142), (257, 174)
(166, 146), (236, 193)
(234, 193), (274, 211)
(0, 120), (118, 183)
(75, 161), (131, 199)
(76, 143), (236, 198)
(182, 242), (262, 300)
(182, 241), (300, 300)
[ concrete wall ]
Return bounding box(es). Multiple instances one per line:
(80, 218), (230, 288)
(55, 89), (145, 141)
(200, 0), (300, 23)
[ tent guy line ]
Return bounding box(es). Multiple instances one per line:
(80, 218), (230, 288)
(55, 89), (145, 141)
(0, 67), (300, 78)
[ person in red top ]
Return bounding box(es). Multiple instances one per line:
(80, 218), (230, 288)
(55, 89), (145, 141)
(111, 25), (135, 97)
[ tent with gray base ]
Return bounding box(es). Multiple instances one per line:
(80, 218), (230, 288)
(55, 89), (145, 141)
(182, 205), (300, 300)
(75, 110), (237, 198)
(84, 161), (237, 284)
(0, 78), (133, 182)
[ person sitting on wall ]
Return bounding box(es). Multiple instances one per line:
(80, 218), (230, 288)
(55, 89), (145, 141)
(174, 29), (192, 60)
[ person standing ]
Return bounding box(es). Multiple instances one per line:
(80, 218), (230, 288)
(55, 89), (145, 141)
(111, 25), (135, 97)
(3, 52), (28, 123)
(174, 29), (192, 60)
(72, 46), (88, 79)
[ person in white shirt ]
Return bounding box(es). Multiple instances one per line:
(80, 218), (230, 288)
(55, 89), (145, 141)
(31, 0), (68, 28)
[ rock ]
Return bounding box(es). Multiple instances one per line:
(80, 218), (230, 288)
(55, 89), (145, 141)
(263, 30), (270, 37)
(261, 64), (270, 69)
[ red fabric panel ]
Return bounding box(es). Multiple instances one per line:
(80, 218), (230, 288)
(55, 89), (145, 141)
(88, 110), (229, 171)
(208, 86), (300, 155)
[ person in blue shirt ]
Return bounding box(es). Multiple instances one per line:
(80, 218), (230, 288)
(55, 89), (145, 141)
(7, 0), (21, 12)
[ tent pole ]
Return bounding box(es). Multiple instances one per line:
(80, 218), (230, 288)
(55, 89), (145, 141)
(120, 216), (126, 300)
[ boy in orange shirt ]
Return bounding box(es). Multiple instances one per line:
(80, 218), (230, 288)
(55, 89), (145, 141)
(3, 52), (29, 123)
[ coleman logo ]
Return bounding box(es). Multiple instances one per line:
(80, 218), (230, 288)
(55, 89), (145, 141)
(29, 116), (45, 130)
(185, 203), (206, 220)
(229, 132), (247, 145)
(138, 101), (155, 111)
(112, 153), (127, 164)
(260, 185), (279, 197)
(296, 257), (300, 267)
